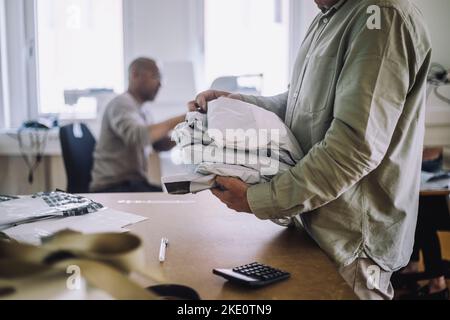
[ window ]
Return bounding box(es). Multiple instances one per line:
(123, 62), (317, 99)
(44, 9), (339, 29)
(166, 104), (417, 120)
(35, 0), (124, 118)
(0, 0), (8, 128)
(204, 0), (290, 96)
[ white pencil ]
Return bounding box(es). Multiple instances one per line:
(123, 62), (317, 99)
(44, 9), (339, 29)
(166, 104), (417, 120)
(159, 238), (169, 263)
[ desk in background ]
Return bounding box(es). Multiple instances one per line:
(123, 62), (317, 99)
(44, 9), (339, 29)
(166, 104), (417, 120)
(89, 192), (356, 300)
(420, 190), (450, 197)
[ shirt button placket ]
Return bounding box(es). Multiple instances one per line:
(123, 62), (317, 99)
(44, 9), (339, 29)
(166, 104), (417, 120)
(288, 14), (328, 127)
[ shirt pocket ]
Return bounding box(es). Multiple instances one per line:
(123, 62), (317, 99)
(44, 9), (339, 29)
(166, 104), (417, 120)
(300, 55), (337, 114)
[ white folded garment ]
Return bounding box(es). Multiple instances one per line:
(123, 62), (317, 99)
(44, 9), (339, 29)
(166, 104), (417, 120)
(207, 98), (303, 162)
(163, 97), (304, 195)
(173, 144), (293, 177)
(172, 112), (210, 148)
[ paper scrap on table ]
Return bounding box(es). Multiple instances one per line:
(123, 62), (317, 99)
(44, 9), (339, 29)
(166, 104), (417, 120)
(3, 208), (147, 245)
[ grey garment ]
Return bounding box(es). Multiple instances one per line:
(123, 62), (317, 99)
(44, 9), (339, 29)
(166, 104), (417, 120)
(90, 92), (153, 192)
(196, 162), (267, 185)
(163, 98), (304, 195)
(169, 98), (304, 186)
(339, 257), (394, 300)
(172, 112), (209, 148)
(179, 144), (294, 179)
(242, 0), (432, 272)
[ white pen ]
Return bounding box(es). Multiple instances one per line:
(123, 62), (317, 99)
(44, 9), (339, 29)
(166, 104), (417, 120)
(159, 238), (169, 263)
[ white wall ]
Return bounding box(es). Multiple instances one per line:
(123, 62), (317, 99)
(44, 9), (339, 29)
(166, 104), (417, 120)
(412, 0), (450, 67)
(123, 0), (319, 93)
(123, 0), (203, 122)
(125, 0), (193, 63)
(123, 0), (204, 87)
(3, 0), (31, 128)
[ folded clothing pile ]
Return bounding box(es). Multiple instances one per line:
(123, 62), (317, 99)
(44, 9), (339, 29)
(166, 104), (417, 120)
(162, 97), (304, 196)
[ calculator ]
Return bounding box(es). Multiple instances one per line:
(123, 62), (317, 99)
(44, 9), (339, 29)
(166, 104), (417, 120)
(213, 262), (291, 287)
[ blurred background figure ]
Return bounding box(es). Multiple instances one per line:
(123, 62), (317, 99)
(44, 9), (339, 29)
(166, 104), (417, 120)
(90, 58), (185, 193)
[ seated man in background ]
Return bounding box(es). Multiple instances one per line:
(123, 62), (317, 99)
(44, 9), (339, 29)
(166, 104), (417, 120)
(90, 57), (185, 193)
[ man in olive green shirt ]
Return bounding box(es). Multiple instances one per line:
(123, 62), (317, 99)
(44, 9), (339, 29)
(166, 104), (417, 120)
(189, 0), (431, 299)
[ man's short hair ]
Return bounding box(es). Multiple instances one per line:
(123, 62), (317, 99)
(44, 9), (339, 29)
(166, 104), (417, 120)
(128, 57), (159, 77)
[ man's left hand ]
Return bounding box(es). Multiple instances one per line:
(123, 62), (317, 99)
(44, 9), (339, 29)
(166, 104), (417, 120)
(211, 177), (253, 214)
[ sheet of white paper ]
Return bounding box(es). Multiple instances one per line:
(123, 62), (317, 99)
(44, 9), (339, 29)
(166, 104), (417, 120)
(420, 172), (450, 190)
(3, 208), (147, 245)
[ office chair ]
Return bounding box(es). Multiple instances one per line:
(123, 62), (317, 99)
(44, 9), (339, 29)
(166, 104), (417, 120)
(59, 123), (96, 194)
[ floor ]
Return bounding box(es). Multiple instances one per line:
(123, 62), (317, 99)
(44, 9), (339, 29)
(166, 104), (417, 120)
(394, 232), (450, 300)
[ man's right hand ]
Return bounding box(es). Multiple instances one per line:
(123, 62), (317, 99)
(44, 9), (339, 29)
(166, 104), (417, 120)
(187, 90), (241, 113)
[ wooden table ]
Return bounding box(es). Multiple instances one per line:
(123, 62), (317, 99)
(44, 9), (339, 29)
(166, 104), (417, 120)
(420, 189), (450, 197)
(89, 192), (356, 300)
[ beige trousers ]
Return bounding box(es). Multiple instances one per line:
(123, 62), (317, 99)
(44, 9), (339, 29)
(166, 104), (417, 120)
(339, 257), (394, 300)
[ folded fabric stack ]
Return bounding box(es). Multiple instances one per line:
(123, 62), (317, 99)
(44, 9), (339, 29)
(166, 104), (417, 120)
(162, 97), (304, 195)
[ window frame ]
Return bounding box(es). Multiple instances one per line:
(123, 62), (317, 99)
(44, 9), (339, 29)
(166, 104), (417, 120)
(24, 0), (38, 120)
(0, 0), (8, 128)
(1, 0), (31, 128)
(25, 0), (126, 120)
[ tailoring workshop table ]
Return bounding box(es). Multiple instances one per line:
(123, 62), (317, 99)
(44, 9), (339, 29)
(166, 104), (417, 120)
(89, 192), (356, 300)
